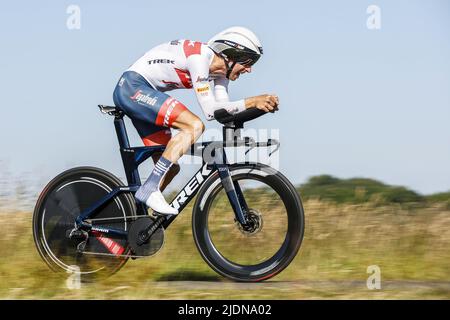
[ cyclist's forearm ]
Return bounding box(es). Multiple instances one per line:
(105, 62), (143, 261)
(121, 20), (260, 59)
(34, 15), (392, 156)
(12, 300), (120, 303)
(196, 93), (246, 120)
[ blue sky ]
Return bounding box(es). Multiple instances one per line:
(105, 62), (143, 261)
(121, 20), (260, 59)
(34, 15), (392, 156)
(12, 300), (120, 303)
(0, 0), (449, 195)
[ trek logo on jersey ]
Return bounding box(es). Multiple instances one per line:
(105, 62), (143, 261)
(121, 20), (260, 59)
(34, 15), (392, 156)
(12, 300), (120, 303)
(164, 99), (178, 127)
(130, 90), (158, 106)
(148, 59), (175, 65)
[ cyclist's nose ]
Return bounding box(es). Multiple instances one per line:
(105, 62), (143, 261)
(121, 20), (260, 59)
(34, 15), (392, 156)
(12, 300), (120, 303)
(245, 66), (252, 73)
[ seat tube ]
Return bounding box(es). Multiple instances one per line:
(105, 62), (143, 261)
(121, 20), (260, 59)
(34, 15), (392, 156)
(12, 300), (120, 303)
(114, 116), (141, 186)
(114, 116), (130, 149)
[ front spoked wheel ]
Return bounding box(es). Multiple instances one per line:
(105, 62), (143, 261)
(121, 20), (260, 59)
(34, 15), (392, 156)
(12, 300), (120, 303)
(32, 167), (136, 281)
(192, 163), (305, 282)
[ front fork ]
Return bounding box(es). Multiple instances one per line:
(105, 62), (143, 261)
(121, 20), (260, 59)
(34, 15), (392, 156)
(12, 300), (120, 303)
(214, 148), (249, 225)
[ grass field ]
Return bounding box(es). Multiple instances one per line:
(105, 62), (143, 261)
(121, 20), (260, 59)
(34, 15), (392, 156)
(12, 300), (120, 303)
(1, 196), (449, 300)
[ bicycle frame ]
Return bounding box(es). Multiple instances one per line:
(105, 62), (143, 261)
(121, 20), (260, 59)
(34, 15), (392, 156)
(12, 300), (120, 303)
(75, 111), (278, 238)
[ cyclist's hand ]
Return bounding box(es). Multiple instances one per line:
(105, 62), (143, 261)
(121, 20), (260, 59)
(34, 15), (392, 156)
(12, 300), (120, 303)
(246, 94), (279, 113)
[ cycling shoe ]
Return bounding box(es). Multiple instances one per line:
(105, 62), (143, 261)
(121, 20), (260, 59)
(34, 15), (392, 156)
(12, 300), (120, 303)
(145, 190), (178, 215)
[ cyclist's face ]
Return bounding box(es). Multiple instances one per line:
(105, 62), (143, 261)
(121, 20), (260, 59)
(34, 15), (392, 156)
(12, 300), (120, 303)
(229, 63), (252, 81)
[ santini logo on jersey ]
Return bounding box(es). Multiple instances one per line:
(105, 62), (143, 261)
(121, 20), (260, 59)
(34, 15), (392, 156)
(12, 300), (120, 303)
(130, 90), (158, 106)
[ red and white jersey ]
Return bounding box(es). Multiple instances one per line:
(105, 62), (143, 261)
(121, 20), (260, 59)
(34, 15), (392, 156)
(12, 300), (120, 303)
(127, 39), (246, 120)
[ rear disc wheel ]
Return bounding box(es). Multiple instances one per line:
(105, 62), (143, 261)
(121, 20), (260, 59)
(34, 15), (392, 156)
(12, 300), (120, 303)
(32, 167), (136, 281)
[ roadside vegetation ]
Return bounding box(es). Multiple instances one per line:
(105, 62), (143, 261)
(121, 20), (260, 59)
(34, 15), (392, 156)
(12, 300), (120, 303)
(0, 175), (449, 299)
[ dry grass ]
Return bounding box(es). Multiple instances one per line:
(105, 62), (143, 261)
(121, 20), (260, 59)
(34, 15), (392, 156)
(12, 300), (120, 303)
(0, 199), (449, 299)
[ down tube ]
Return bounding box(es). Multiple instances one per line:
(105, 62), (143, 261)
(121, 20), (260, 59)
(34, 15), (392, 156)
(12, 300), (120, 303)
(162, 162), (216, 229)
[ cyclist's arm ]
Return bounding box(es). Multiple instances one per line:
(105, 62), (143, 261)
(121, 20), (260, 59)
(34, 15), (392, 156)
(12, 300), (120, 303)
(187, 55), (246, 121)
(213, 77), (233, 103)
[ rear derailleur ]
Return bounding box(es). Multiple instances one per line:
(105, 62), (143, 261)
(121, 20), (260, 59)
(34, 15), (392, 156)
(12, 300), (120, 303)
(66, 227), (89, 253)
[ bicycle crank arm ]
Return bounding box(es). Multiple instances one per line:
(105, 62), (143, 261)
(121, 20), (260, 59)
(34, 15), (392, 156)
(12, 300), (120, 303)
(136, 215), (165, 245)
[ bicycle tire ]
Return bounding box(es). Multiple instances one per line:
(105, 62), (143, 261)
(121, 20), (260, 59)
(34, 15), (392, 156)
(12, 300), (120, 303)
(192, 163), (305, 282)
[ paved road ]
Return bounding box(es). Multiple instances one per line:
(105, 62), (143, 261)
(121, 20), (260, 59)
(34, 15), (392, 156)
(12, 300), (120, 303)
(148, 280), (450, 290)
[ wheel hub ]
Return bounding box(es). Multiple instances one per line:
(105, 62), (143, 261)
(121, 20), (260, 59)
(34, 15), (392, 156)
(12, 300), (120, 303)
(236, 209), (263, 236)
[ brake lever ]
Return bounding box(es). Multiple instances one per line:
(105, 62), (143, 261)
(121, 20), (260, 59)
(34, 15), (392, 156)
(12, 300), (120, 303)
(269, 145), (280, 157)
(245, 144), (256, 155)
(268, 139), (280, 157)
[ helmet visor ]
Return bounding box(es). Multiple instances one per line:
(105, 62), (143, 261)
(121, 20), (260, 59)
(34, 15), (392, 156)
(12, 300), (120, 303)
(214, 40), (262, 66)
(223, 49), (261, 66)
(235, 53), (261, 67)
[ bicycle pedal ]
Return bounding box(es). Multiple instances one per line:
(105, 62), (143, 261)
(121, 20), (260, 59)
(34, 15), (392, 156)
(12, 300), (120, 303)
(149, 210), (158, 217)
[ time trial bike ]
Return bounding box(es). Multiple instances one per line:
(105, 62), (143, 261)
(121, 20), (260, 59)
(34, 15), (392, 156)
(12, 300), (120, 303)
(33, 105), (305, 282)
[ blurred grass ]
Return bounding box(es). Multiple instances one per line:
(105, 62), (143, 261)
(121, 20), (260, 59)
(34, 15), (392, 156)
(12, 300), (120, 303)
(1, 196), (449, 299)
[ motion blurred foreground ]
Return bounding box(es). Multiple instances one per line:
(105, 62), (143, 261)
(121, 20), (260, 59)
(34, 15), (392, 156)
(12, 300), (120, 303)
(0, 175), (449, 299)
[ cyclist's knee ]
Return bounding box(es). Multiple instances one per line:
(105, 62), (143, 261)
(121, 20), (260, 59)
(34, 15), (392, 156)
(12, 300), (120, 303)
(191, 118), (205, 136)
(181, 116), (204, 140)
(172, 110), (205, 142)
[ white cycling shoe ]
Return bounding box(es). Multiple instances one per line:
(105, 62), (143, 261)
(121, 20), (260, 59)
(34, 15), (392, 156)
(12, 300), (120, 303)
(145, 190), (178, 215)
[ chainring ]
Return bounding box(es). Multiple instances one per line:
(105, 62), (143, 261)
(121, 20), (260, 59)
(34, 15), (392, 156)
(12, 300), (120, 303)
(127, 217), (164, 257)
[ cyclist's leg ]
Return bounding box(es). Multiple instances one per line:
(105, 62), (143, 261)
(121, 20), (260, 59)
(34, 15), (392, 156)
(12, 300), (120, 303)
(113, 72), (200, 213)
(139, 101), (204, 195)
(128, 97), (204, 192)
(135, 108), (202, 214)
(142, 110), (203, 191)
(151, 151), (180, 191)
(132, 123), (181, 191)
(113, 71), (205, 165)
(144, 111), (204, 191)
(160, 109), (205, 163)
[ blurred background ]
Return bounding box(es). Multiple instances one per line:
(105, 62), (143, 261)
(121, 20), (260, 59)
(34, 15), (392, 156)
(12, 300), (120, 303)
(0, 0), (449, 299)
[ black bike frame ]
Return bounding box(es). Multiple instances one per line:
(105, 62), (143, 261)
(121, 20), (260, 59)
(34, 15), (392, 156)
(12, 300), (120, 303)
(75, 112), (264, 238)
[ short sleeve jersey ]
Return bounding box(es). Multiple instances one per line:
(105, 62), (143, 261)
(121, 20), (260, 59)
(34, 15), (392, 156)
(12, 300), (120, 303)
(127, 40), (246, 120)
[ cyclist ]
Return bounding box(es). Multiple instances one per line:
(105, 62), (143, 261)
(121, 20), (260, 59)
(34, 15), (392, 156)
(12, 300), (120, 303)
(113, 26), (279, 215)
